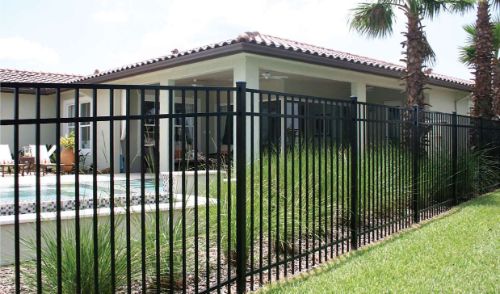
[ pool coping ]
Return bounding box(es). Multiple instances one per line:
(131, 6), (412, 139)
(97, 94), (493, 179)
(0, 195), (217, 225)
(0, 171), (224, 216)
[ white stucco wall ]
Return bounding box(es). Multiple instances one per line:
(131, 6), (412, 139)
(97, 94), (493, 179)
(0, 92), (57, 154)
(2, 52), (472, 171)
(59, 89), (121, 171)
(427, 87), (459, 114)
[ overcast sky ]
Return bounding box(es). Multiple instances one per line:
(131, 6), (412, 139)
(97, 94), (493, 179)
(0, 0), (477, 80)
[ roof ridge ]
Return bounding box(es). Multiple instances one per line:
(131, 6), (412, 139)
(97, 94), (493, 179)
(248, 32), (472, 86)
(253, 32), (402, 64)
(9, 31), (469, 89)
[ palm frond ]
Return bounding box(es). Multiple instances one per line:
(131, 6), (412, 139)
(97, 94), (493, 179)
(418, 0), (448, 19)
(459, 44), (476, 65)
(422, 34), (436, 65)
(445, 0), (476, 14)
(491, 0), (500, 10)
(459, 21), (500, 64)
(493, 20), (500, 58)
(349, 2), (396, 38)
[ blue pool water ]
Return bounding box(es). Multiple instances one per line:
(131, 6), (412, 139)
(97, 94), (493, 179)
(0, 179), (160, 203)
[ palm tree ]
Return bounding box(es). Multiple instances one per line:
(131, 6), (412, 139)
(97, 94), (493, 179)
(460, 19), (500, 117)
(349, 0), (474, 152)
(469, 0), (497, 119)
(349, 0), (474, 108)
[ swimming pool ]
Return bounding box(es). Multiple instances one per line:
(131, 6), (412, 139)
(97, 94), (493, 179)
(0, 179), (161, 204)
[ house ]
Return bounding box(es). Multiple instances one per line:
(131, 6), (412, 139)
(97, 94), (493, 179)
(0, 31), (473, 172)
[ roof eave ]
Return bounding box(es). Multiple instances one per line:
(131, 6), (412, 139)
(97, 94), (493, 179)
(240, 43), (473, 92)
(78, 43), (246, 84)
(76, 41), (472, 92)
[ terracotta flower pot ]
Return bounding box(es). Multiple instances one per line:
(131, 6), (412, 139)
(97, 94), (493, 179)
(60, 148), (75, 172)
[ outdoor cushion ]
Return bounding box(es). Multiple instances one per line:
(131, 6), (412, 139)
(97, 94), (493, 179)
(0, 145), (14, 164)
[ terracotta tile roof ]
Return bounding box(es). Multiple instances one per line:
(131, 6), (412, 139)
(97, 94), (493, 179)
(0, 68), (82, 83)
(243, 32), (473, 87)
(1, 32), (473, 90)
(75, 32), (473, 89)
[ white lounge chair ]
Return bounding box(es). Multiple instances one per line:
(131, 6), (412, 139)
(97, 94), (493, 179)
(29, 145), (58, 175)
(29, 145), (56, 164)
(0, 145), (26, 177)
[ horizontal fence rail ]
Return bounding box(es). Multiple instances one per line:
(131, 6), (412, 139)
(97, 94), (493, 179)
(0, 82), (499, 293)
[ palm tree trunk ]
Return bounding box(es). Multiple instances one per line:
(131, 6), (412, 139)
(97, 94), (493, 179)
(404, 12), (426, 107)
(471, 0), (494, 147)
(402, 10), (429, 154)
(472, 0), (494, 119)
(493, 58), (500, 117)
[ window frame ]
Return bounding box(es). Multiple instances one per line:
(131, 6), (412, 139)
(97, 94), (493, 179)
(64, 96), (93, 154)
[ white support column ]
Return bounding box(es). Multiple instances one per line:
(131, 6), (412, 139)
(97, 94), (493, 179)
(159, 79), (175, 172)
(112, 89), (122, 173)
(233, 55), (260, 162)
(351, 82), (367, 149)
(351, 82), (367, 103)
(280, 97), (285, 153)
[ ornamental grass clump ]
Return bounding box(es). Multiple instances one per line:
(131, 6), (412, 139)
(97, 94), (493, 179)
(22, 218), (135, 294)
(143, 210), (189, 291)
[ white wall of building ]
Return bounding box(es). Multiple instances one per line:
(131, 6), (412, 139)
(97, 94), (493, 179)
(0, 92), (57, 155)
(1, 52), (472, 171)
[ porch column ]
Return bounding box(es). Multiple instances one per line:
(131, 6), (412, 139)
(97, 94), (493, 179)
(351, 82), (367, 103)
(112, 89), (122, 172)
(159, 79), (175, 172)
(351, 82), (367, 149)
(233, 56), (260, 162)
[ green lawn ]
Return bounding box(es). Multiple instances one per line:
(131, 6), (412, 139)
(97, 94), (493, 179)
(262, 190), (500, 294)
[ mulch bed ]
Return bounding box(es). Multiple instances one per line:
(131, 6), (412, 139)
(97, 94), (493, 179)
(0, 217), (412, 293)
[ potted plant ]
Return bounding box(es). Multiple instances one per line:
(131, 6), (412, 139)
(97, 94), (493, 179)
(60, 132), (75, 172)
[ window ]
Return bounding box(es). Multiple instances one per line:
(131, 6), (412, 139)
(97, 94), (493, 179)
(143, 99), (157, 146)
(285, 101), (300, 147)
(66, 100), (92, 151)
(80, 103), (91, 149)
(261, 101), (281, 148)
(174, 103), (195, 155)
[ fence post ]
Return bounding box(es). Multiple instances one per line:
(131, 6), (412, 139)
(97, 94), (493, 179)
(235, 81), (247, 294)
(479, 117), (484, 149)
(452, 112), (458, 205)
(350, 96), (358, 250)
(412, 105), (420, 223)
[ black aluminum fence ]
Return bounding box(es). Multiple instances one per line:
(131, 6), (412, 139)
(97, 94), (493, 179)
(0, 82), (499, 293)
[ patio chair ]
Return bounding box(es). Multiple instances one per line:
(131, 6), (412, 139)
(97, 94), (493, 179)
(29, 145), (57, 175)
(0, 145), (25, 177)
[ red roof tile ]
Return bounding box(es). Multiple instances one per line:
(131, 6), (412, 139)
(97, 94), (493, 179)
(1, 32), (473, 90)
(75, 32), (473, 89)
(0, 68), (82, 83)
